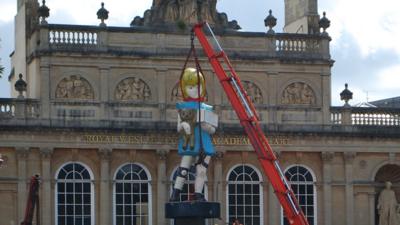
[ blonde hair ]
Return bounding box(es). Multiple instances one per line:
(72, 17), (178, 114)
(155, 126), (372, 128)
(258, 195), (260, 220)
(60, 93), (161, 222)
(180, 67), (206, 99)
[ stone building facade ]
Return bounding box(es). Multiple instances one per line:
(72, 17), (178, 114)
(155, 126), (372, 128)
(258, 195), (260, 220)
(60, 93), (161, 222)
(1, 0), (400, 225)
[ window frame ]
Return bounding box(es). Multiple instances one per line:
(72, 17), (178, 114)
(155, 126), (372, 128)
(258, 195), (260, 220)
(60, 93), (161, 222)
(112, 162), (153, 225)
(281, 164), (317, 225)
(54, 161), (95, 225)
(226, 164), (264, 225)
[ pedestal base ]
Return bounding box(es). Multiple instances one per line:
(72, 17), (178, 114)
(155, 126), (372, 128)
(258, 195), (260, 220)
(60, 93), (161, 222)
(165, 201), (220, 225)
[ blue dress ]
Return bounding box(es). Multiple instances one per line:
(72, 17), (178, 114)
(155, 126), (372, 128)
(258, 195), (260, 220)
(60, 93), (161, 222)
(176, 101), (215, 156)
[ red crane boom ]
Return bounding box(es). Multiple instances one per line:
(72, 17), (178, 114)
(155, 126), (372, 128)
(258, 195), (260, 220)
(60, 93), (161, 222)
(192, 22), (309, 225)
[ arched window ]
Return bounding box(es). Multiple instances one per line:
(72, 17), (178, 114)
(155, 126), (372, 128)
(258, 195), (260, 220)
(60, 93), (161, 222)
(55, 162), (94, 225)
(227, 164), (263, 225)
(114, 163), (152, 225)
(283, 165), (316, 225)
(170, 166), (207, 201)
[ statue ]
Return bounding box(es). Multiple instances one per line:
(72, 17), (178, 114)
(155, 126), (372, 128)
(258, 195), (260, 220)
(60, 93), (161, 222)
(170, 67), (218, 201)
(134, 0), (241, 30)
(377, 181), (400, 225)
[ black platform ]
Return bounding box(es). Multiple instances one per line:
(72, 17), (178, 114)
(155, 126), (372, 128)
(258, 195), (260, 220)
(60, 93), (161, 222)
(165, 201), (220, 225)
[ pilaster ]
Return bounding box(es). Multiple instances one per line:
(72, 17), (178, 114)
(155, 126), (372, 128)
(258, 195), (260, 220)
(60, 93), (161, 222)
(321, 151), (334, 225)
(40, 147), (53, 225)
(98, 148), (112, 225)
(268, 71), (278, 124)
(99, 67), (110, 120)
(321, 72), (331, 124)
(368, 192), (376, 225)
(344, 152), (356, 225)
(268, 183), (280, 225)
(213, 150), (224, 203)
(16, 147), (29, 222)
(156, 149), (168, 225)
(156, 68), (168, 121)
(40, 65), (50, 118)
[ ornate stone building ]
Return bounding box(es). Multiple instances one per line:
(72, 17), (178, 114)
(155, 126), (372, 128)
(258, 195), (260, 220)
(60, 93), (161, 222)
(1, 0), (400, 225)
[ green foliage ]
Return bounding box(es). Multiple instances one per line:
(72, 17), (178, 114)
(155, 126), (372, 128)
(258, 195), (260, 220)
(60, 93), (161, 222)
(176, 19), (187, 31)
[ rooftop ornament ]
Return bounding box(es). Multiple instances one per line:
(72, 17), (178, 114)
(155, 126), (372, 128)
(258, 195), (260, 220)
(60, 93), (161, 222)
(97, 2), (109, 27)
(14, 74), (27, 99)
(264, 9), (277, 34)
(38, 0), (50, 25)
(340, 83), (353, 107)
(319, 11), (331, 35)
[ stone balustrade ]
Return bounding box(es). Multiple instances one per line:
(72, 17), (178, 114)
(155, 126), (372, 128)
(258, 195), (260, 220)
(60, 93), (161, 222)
(276, 33), (319, 52)
(330, 106), (400, 126)
(0, 98), (40, 119)
(36, 24), (331, 60)
(46, 24), (99, 49)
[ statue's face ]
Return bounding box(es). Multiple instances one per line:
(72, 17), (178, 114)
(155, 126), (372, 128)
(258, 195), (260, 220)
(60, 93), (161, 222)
(185, 84), (203, 99)
(385, 182), (392, 189)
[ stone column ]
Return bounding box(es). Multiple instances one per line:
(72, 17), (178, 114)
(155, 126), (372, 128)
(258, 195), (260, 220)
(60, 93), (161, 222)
(156, 149), (168, 225)
(344, 152), (356, 225)
(213, 151), (224, 203)
(98, 148), (112, 225)
(321, 152), (334, 225)
(40, 147), (53, 225)
(16, 147), (29, 222)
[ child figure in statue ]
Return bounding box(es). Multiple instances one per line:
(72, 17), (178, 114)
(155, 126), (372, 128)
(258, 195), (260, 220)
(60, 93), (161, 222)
(170, 67), (218, 201)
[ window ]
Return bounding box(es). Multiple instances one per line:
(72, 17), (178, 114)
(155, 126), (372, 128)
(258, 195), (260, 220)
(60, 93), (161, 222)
(114, 163), (152, 225)
(55, 162), (94, 225)
(283, 165), (316, 225)
(170, 166), (207, 201)
(227, 164), (263, 225)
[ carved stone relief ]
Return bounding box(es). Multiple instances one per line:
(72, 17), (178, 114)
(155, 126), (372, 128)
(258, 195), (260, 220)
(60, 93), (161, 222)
(115, 77), (151, 101)
(55, 75), (94, 99)
(281, 82), (316, 105)
(242, 80), (263, 104)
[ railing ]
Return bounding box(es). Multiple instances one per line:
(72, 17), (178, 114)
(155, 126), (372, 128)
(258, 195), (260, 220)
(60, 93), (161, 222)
(330, 107), (400, 126)
(0, 99), (15, 118)
(275, 34), (321, 53)
(47, 25), (98, 48)
(36, 24), (330, 60)
(0, 98), (40, 119)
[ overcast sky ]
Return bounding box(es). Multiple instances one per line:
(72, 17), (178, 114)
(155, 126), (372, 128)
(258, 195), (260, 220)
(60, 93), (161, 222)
(0, 0), (399, 105)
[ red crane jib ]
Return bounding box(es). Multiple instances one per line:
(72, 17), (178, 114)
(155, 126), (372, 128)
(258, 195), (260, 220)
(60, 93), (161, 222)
(191, 22), (309, 225)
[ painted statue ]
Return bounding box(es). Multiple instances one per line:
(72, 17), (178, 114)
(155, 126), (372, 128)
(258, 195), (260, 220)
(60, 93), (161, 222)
(170, 67), (218, 201)
(377, 181), (400, 225)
